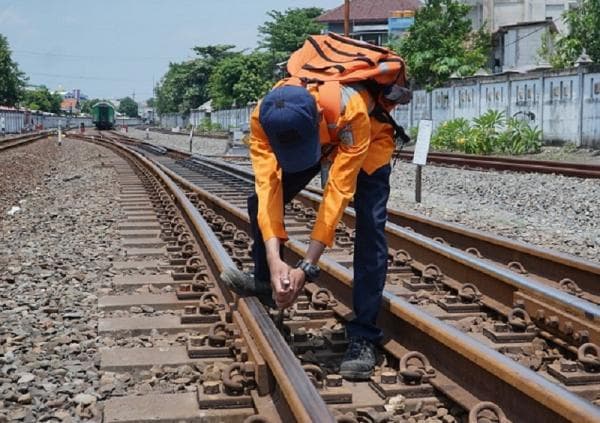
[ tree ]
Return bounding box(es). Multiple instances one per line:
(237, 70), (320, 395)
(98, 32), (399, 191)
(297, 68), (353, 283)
(208, 51), (273, 109)
(258, 8), (324, 56)
(389, 0), (491, 89)
(118, 96), (138, 117)
(544, 0), (600, 67)
(21, 86), (62, 113)
(0, 34), (27, 106)
(155, 44), (236, 115)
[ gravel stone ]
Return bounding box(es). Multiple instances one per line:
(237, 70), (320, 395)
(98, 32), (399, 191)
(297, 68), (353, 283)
(0, 137), (122, 421)
(386, 162), (600, 262)
(17, 393), (32, 404)
(129, 128), (230, 156)
(72, 393), (96, 405)
(17, 373), (35, 384)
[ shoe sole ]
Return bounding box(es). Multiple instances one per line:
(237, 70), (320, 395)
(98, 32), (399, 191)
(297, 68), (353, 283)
(339, 369), (373, 381)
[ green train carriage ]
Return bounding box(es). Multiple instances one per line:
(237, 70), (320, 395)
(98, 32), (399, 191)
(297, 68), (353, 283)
(91, 101), (115, 130)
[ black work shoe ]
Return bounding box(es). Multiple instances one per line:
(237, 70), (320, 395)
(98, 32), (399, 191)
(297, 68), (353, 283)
(339, 337), (377, 380)
(220, 267), (275, 308)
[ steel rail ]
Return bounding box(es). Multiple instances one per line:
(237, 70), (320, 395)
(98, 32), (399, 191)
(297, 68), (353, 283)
(93, 137), (336, 423)
(194, 155), (600, 300)
(393, 150), (600, 178)
(0, 131), (54, 152)
(193, 156), (600, 315)
(95, 139), (599, 349)
(144, 152), (600, 423)
(105, 140), (598, 349)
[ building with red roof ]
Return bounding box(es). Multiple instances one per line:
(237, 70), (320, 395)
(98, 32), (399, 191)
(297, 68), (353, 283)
(317, 0), (421, 45)
(60, 98), (79, 114)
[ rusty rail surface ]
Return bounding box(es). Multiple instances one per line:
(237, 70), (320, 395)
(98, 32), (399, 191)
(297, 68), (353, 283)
(162, 157), (600, 421)
(185, 154), (600, 305)
(0, 131), (54, 152)
(393, 150), (600, 179)
(86, 135), (336, 423)
(122, 143), (599, 422)
(109, 137), (599, 345)
(81, 132), (600, 421)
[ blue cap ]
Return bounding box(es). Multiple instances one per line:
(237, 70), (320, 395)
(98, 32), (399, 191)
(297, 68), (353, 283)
(259, 85), (320, 173)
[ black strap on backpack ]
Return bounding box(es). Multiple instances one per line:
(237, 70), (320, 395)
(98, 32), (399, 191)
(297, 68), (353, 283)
(363, 81), (411, 167)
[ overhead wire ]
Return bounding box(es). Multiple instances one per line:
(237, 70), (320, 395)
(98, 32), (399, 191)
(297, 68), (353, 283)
(501, 16), (563, 48)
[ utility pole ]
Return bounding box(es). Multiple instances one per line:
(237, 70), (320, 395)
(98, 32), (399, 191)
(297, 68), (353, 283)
(344, 0), (350, 37)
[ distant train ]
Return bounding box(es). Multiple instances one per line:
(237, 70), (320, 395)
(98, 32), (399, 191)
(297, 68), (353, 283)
(91, 102), (115, 130)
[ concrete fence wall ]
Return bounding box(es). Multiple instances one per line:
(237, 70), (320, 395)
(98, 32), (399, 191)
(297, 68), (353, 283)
(179, 66), (600, 148)
(0, 109), (94, 133)
(0, 109), (143, 134)
(210, 107), (253, 130)
(159, 113), (188, 129)
(389, 65), (600, 148)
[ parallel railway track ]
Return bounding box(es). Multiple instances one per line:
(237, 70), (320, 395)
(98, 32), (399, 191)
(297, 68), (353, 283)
(392, 150), (600, 179)
(198, 154), (600, 304)
(69, 132), (600, 422)
(0, 131), (54, 152)
(85, 136), (334, 422)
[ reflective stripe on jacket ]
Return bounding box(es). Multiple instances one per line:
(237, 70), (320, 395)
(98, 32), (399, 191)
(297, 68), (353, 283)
(249, 83), (394, 247)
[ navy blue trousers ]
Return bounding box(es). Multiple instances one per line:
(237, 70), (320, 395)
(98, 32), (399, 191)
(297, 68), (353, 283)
(248, 164), (391, 343)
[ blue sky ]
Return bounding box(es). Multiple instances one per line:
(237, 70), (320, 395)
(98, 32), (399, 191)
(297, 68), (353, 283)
(0, 0), (341, 100)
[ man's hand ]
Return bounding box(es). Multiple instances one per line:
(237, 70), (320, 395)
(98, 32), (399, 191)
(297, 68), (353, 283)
(277, 267), (306, 309)
(268, 257), (293, 307)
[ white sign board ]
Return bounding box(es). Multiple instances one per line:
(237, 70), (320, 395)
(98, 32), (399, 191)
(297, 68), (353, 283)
(412, 119), (433, 166)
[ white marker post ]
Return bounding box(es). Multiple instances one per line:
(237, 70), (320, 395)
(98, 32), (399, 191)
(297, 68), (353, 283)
(58, 120), (63, 146)
(412, 119), (433, 203)
(189, 126), (194, 153)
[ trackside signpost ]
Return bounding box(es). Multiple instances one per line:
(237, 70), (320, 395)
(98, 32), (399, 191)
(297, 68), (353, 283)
(412, 119), (433, 203)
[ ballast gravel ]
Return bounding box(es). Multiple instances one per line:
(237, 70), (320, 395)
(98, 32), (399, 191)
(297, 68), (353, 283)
(0, 137), (121, 422)
(387, 161), (599, 262)
(132, 130), (598, 262)
(129, 128), (230, 156)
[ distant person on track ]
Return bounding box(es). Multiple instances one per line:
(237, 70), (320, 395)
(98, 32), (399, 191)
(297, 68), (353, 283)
(1, 116), (5, 137)
(221, 34), (411, 380)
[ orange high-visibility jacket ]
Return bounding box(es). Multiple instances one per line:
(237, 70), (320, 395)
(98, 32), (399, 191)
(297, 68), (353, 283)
(249, 82), (394, 247)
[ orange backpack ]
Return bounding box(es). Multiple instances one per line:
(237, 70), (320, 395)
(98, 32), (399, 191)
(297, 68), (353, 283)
(287, 32), (407, 86)
(283, 33), (410, 145)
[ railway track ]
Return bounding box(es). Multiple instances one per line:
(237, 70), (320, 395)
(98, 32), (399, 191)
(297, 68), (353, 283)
(84, 137), (333, 422)
(0, 131), (54, 152)
(69, 132), (600, 421)
(101, 133), (600, 331)
(392, 150), (600, 179)
(196, 154), (600, 305)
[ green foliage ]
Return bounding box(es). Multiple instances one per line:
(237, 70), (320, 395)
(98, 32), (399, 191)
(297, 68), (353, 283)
(389, 0), (491, 89)
(551, 0), (600, 67)
(258, 8), (324, 55)
(208, 52), (273, 109)
(0, 34), (27, 106)
(431, 118), (470, 150)
(155, 7), (325, 113)
(431, 110), (542, 155)
(197, 118), (222, 132)
(469, 109), (505, 154)
(498, 118), (543, 155)
(155, 44), (236, 115)
(118, 96), (138, 117)
(21, 86), (62, 113)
